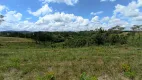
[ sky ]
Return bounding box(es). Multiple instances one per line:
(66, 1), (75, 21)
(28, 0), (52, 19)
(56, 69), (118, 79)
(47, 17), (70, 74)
(0, 0), (142, 31)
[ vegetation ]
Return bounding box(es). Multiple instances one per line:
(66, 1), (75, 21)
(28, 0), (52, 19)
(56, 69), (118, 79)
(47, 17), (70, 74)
(0, 25), (142, 80)
(0, 25), (141, 47)
(0, 37), (142, 80)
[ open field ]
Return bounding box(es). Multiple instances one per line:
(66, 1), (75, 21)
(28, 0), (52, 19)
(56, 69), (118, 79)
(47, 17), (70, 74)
(0, 37), (142, 80)
(1, 0), (142, 79)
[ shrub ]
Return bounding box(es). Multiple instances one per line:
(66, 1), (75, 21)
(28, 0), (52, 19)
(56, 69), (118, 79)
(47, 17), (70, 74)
(119, 34), (128, 44)
(124, 71), (136, 80)
(64, 38), (87, 48)
(80, 72), (98, 80)
(108, 34), (128, 45)
(108, 34), (120, 45)
(92, 33), (106, 45)
(86, 38), (95, 46)
(121, 63), (131, 72)
(52, 35), (65, 43)
(37, 72), (56, 80)
(121, 64), (136, 80)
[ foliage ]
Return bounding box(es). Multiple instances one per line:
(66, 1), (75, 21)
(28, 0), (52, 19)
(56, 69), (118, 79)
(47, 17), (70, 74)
(121, 64), (131, 72)
(0, 38), (141, 80)
(0, 26), (141, 47)
(124, 71), (136, 80)
(64, 38), (87, 48)
(37, 72), (56, 80)
(121, 63), (136, 80)
(80, 72), (98, 80)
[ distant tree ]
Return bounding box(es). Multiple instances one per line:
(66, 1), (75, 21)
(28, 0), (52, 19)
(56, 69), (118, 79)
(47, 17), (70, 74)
(64, 38), (87, 48)
(132, 25), (142, 41)
(0, 15), (4, 24)
(32, 32), (54, 45)
(136, 25), (142, 40)
(131, 26), (137, 40)
(109, 25), (125, 33)
(118, 26), (125, 31)
(106, 26), (128, 45)
(92, 28), (106, 45)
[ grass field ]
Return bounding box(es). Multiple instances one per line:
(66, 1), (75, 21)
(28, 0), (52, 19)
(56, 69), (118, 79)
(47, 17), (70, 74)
(0, 37), (142, 80)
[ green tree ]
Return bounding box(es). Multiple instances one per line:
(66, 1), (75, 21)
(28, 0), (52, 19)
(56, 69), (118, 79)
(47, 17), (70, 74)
(132, 25), (142, 41)
(92, 28), (106, 45)
(131, 26), (137, 41)
(109, 25), (125, 33)
(135, 25), (141, 40)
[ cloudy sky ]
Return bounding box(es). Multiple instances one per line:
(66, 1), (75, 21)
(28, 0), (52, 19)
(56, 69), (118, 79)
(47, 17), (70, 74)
(0, 0), (142, 31)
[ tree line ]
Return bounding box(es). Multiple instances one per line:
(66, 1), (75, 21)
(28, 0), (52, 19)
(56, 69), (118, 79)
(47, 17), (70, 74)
(0, 25), (141, 47)
(0, 15), (142, 47)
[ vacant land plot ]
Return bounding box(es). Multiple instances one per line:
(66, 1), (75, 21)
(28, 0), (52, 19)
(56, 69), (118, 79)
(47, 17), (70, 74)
(0, 37), (142, 80)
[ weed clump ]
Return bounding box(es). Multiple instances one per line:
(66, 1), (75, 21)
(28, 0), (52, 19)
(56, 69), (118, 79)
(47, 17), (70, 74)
(121, 63), (136, 80)
(80, 72), (98, 80)
(37, 72), (55, 80)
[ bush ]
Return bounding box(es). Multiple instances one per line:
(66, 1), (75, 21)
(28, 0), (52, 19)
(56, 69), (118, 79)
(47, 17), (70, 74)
(108, 34), (120, 45)
(64, 38), (87, 48)
(91, 33), (106, 45)
(86, 38), (95, 46)
(121, 63), (136, 80)
(37, 72), (56, 80)
(121, 64), (131, 72)
(124, 71), (136, 80)
(80, 72), (98, 80)
(119, 34), (128, 44)
(52, 36), (65, 43)
(108, 34), (128, 45)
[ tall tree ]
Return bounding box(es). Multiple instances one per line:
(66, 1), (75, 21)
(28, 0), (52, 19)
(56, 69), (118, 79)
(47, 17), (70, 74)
(112, 25), (125, 31)
(109, 25), (125, 33)
(131, 26), (137, 41)
(131, 25), (142, 43)
(134, 25), (142, 40)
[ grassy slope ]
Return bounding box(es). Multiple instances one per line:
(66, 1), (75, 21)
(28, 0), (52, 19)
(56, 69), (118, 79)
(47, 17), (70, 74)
(0, 37), (142, 80)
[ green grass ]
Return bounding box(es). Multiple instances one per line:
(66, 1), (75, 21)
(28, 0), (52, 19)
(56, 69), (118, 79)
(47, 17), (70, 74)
(0, 37), (142, 80)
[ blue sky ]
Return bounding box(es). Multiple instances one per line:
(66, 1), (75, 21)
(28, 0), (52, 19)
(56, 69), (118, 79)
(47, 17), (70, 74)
(0, 0), (142, 31)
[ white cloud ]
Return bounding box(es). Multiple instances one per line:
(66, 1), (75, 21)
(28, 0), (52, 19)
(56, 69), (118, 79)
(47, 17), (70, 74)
(108, 17), (128, 27)
(133, 16), (142, 21)
(1, 0), (142, 31)
(0, 10), (23, 31)
(138, 0), (142, 7)
(91, 16), (99, 22)
(101, 16), (110, 22)
(112, 0), (142, 29)
(91, 11), (103, 16)
(40, 0), (78, 6)
(0, 10), (130, 31)
(34, 12), (129, 31)
(92, 16), (129, 29)
(0, 5), (7, 12)
(36, 12), (76, 25)
(4, 11), (22, 22)
(35, 12), (90, 31)
(114, 1), (140, 17)
(27, 4), (52, 17)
